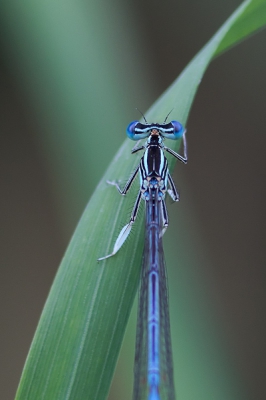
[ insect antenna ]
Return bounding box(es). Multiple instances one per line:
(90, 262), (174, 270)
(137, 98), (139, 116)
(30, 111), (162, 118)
(135, 108), (148, 124)
(163, 108), (174, 123)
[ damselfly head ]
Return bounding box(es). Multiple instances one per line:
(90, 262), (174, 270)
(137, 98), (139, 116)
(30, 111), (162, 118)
(126, 119), (184, 141)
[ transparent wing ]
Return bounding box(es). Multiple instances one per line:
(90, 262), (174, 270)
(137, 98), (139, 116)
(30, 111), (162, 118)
(132, 195), (175, 400)
(158, 242), (175, 400)
(132, 231), (149, 400)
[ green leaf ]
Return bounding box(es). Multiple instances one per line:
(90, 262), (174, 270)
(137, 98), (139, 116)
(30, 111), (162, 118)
(15, 1), (266, 399)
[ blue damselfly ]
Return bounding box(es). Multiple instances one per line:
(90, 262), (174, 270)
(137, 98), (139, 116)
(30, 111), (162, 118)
(98, 116), (187, 399)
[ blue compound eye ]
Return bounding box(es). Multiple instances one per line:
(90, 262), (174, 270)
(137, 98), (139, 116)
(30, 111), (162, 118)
(171, 120), (184, 139)
(160, 120), (184, 140)
(126, 121), (150, 140)
(126, 121), (139, 140)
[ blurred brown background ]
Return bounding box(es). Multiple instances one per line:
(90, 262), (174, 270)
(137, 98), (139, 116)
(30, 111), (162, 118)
(0, 0), (266, 399)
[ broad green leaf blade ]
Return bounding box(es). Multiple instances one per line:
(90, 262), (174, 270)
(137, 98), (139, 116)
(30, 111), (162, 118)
(16, 1), (266, 399)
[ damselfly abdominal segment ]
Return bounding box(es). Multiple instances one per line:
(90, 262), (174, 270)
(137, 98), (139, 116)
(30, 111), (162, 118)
(98, 118), (187, 400)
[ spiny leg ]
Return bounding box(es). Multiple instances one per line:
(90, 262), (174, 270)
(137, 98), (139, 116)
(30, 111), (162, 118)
(107, 164), (139, 195)
(131, 142), (145, 154)
(98, 190), (142, 260)
(160, 199), (169, 237)
(167, 172), (180, 202)
(165, 130), (188, 164)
